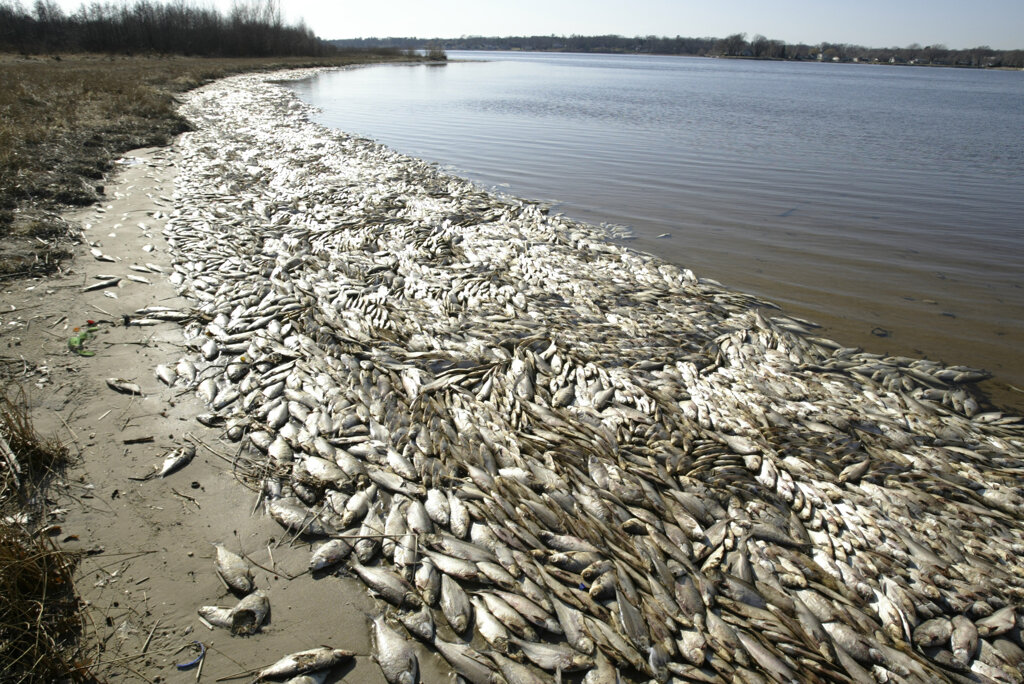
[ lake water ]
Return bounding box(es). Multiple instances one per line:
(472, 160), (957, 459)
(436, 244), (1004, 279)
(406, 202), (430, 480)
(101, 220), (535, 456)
(287, 52), (1024, 408)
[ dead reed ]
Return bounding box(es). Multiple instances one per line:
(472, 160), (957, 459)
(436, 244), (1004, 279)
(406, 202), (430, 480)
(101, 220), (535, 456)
(0, 390), (94, 683)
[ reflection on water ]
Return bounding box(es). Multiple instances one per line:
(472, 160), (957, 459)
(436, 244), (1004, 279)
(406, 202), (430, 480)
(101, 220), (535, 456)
(288, 52), (1024, 408)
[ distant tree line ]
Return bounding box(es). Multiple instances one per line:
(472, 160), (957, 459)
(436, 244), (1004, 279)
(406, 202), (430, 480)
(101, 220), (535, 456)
(332, 33), (1024, 69)
(0, 0), (338, 56)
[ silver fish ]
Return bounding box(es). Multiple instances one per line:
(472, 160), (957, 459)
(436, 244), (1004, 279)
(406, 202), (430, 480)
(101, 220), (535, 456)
(106, 377), (142, 395)
(351, 562), (421, 608)
(433, 638), (494, 684)
(157, 444), (196, 478)
(440, 573), (472, 633)
(255, 647), (355, 681)
(309, 538), (353, 572)
(197, 605), (234, 629)
(231, 589), (269, 636)
(372, 614), (419, 684)
(212, 542), (253, 594)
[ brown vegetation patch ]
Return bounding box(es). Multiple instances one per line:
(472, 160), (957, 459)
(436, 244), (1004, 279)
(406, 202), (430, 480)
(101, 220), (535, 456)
(0, 52), (415, 279)
(0, 389), (90, 683)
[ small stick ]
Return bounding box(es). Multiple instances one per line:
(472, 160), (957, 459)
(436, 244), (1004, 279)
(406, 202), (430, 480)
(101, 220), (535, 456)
(54, 410), (81, 447)
(141, 619), (160, 654)
(195, 650), (205, 683)
(186, 433), (235, 464)
(250, 488), (264, 517)
(242, 550), (296, 580)
(171, 488), (200, 507)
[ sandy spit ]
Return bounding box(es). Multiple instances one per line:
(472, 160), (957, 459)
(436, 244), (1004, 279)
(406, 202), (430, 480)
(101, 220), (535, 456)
(0, 99), (436, 683)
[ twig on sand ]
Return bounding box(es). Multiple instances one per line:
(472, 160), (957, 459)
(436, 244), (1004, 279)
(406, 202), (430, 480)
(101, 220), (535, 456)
(54, 410), (81, 450)
(185, 432), (234, 464)
(250, 487), (264, 517)
(242, 549), (296, 580)
(141, 618), (160, 654)
(171, 487), (200, 507)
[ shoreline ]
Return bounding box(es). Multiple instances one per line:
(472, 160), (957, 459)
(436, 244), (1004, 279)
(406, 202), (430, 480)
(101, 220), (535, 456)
(294, 57), (1024, 413)
(3, 67), (1024, 682)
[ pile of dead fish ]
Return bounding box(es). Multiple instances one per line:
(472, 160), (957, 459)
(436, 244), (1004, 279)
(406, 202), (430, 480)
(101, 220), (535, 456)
(152, 69), (1024, 683)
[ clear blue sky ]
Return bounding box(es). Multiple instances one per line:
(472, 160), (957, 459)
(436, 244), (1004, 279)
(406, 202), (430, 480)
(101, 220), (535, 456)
(47, 0), (1023, 50)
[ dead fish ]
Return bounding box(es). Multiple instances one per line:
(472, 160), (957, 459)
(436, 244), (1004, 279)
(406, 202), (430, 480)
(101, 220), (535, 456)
(433, 638), (494, 684)
(351, 562), (421, 608)
(309, 538), (353, 572)
(155, 364), (178, 386)
(231, 589), (270, 636)
(266, 498), (337, 538)
(551, 597), (595, 655)
(950, 614), (978, 665)
(414, 556), (441, 605)
(280, 674), (328, 684)
(254, 647), (355, 681)
(195, 413), (226, 428)
(425, 488), (451, 526)
(197, 605), (234, 629)
(480, 592), (538, 641)
(157, 444), (196, 477)
(976, 606), (1017, 637)
(581, 649), (621, 684)
(509, 634), (593, 671)
(212, 541), (254, 594)
(490, 589), (562, 634)
(371, 614), (419, 684)
(176, 358), (197, 385)
(90, 247), (116, 262)
(449, 492), (471, 539)
(129, 445), (196, 481)
(440, 573), (472, 633)
(399, 604), (435, 641)
(470, 596), (511, 653)
(489, 651), (552, 684)
(838, 459), (870, 484)
(106, 377), (142, 395)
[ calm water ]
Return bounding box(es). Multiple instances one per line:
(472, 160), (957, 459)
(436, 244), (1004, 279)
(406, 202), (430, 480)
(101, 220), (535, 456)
(288, 52), (1024, 407)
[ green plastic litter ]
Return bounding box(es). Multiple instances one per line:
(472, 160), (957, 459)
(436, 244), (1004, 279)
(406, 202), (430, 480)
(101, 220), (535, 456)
(68, 325), (100, 356)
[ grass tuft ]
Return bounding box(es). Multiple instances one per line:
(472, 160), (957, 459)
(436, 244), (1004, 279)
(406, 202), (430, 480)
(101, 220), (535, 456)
(0, 390), (93, 683)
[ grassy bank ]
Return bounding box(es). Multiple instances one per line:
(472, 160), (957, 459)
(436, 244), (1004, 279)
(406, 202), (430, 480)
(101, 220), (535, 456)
(0, 51), (416, 278)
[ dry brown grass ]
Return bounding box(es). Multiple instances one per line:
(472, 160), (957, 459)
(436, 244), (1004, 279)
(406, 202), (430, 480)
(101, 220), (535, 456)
(0, 389), (89, 683)
(0, 51), (415, 278)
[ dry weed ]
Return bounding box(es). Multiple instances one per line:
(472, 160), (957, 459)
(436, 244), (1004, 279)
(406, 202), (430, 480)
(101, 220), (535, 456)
(0, 390), (93, 683)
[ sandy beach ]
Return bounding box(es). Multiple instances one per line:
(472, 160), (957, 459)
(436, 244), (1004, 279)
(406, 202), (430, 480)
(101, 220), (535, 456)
(1, 147), (419, 682)
(3, 67), (1024, 684)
